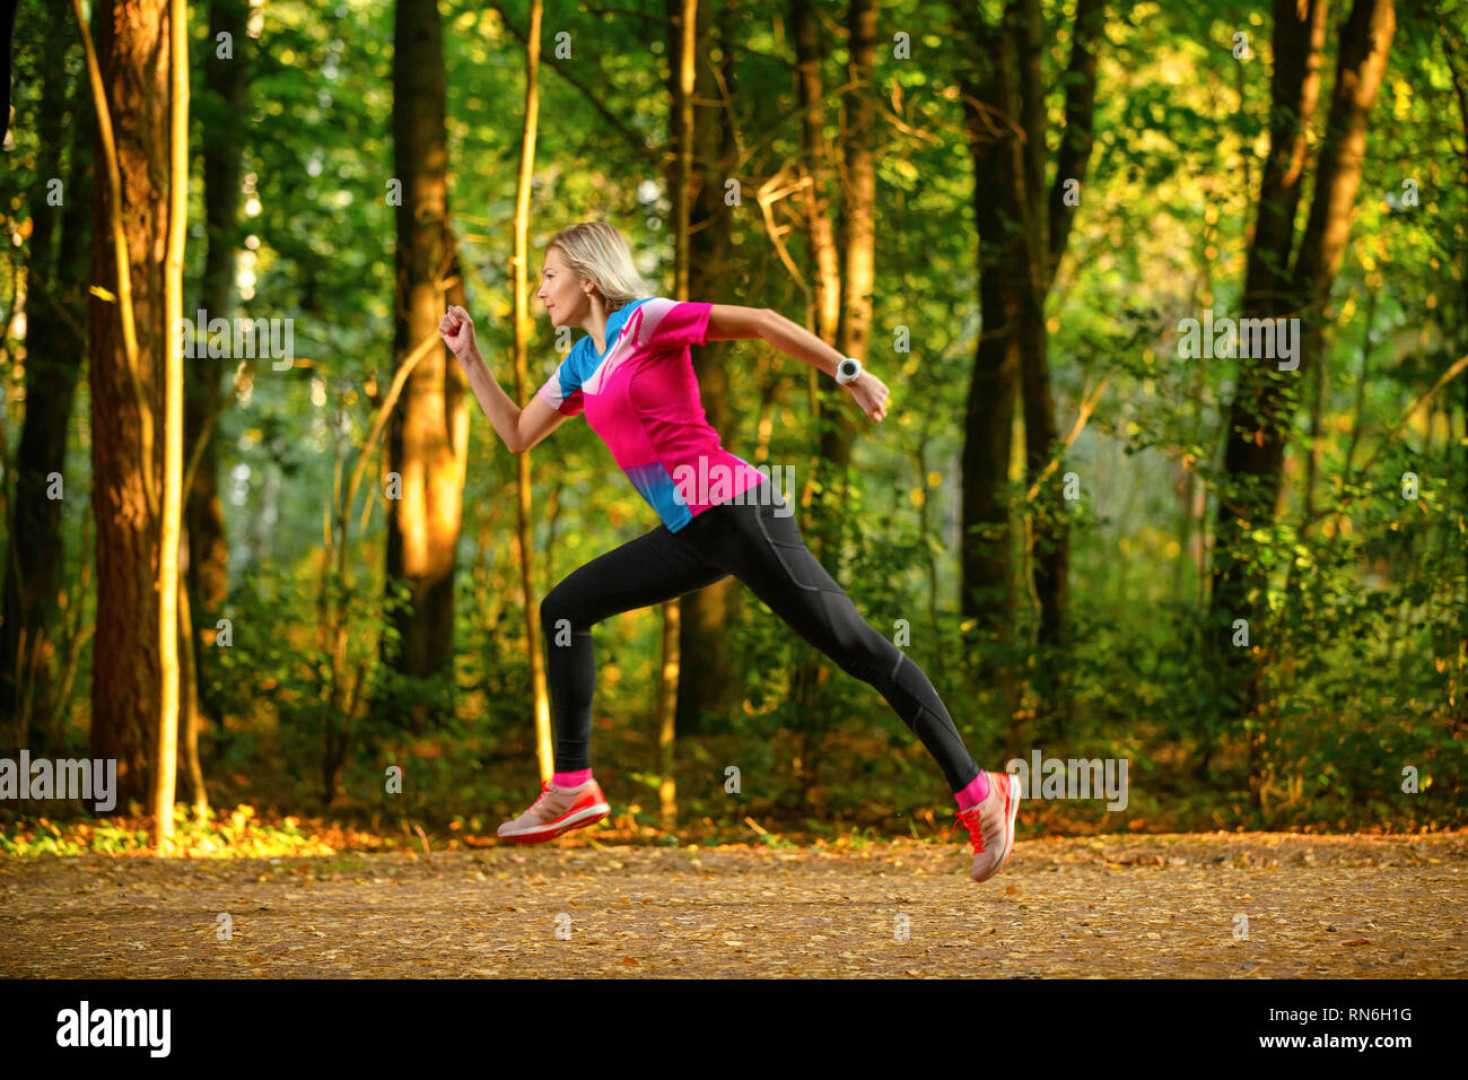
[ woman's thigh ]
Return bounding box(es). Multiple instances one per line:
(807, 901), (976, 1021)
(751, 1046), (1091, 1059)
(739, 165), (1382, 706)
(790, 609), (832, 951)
(691, 493), (875, 663)
(543, 523), (730, 629)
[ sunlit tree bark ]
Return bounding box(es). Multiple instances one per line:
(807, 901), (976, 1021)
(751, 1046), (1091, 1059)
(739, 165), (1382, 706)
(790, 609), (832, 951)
(385, 0), (465, 713)
(508, 0), (553, 779)
(153, 0), (189, 848)
(79, 0), (169, 810)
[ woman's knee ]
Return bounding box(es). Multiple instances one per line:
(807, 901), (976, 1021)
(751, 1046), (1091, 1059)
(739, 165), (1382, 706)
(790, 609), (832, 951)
(540, 587), (585, 638)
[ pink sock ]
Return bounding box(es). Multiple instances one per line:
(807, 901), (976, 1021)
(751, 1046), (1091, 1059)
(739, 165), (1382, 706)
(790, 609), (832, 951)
(954, 771), (989, 812)
(553, 768), (593, 789)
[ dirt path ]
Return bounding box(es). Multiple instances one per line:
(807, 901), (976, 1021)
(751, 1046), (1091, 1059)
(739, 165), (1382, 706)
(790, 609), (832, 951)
(1, 832), (1463, 979)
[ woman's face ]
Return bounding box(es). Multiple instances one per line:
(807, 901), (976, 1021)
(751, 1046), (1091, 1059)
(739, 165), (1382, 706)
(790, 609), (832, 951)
(536, 246), (591, 329)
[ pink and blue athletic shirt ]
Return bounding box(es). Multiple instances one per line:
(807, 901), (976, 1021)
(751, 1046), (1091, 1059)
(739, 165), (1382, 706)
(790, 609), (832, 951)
(534, 297), (767, 533)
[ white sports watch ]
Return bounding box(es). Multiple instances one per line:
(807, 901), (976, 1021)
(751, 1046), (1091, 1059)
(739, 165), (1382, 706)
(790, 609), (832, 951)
(835, 356), (863, 386)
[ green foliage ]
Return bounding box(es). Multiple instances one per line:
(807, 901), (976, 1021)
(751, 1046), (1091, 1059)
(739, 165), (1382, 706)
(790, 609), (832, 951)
(0, 804), (334, 858)
(2, 0), (1464, 843)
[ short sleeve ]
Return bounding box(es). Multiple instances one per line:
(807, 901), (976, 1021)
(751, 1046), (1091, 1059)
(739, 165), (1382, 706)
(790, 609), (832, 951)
(535, 351), (585, 416)
(637, 298), (712, 351)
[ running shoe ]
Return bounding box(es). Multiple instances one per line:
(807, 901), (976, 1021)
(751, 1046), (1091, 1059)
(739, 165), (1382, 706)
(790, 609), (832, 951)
(497, 778), (611, 844)
(955, 770), (1021, 882)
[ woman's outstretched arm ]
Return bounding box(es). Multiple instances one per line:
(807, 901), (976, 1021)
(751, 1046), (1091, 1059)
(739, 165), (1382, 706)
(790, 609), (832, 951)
(707, 304), (890, 423)
(707, 305), (839, 376)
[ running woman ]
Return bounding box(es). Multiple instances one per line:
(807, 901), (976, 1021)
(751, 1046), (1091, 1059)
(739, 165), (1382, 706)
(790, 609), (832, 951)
(438, 221), (1019, 882)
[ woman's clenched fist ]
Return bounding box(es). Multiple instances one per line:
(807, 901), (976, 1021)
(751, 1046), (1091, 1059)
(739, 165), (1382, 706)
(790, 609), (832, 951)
(439, 305), (478, 362)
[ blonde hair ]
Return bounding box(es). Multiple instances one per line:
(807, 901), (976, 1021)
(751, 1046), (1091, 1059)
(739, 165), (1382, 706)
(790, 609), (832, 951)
(547, 221), (653, 312)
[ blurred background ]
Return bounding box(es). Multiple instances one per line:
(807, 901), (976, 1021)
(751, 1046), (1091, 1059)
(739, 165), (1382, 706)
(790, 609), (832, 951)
(0, 0), (1463, 855)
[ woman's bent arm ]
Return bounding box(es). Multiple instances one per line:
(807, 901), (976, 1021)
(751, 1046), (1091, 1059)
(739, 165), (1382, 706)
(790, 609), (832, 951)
(516, 394), (569, 453)
(459, 345), (525, 451)
(460, 347), (566, 454)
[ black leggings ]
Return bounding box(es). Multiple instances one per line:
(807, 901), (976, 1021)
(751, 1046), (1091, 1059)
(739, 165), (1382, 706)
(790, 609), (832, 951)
(539, 484), (980, 792)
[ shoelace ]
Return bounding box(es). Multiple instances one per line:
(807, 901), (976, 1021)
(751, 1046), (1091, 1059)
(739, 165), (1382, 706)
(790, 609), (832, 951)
(526, 779), (556, 812)
(956, 808), (986, 854)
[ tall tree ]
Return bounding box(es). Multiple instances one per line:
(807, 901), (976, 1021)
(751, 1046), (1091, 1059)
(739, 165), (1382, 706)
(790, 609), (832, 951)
(806, 0), (877, 562)
(1200, 0), (1329, 781)
(1208, 0), (1396, 804)
(1018, 0), (1106, 742)
(154, 0), (189, 846)
(509, 0), (552, 779)
(187, 0), (249, 706)
(956, 3), (1026, 731)
(77, 0), (169, 808)
(386, 0), (466, 708)
(781, 0), (878, 774)
(656, 0), (699, 827)
(790, 0), (840, 351)
(954, 0), (1106, 744)
(1, 5), (90, 752)
(674, 1), (743, 738)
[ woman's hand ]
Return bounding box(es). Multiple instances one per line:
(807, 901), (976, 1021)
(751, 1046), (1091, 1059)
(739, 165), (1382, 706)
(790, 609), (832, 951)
(439, 305), (480, 365)
(845, 370), (889, 423)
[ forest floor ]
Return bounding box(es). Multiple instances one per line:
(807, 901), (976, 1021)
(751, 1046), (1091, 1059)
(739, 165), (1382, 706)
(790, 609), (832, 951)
(1, 830), (1464, 978)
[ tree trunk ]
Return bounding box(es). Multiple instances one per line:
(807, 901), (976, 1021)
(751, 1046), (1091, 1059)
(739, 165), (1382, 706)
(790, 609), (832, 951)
(1008, 0), (1068, 739)
(153, 0), (189, 848)
(85, 0), (171, 811)
(176, 548), (209, 813)
(787, 0), (877, 740)
(674, 0), (742, 738)
(1206, 0), (1330, 794)
(385, 0), (462, 712)
(1047, 0), (1105, 278)
(1018, 0), (1106, 743)
(1291, 0), (1396, 370)
(1209, 0), (1394, 806)
(782, 0), (847, 772)
(1028, 0), (1104, 743)
(810, 0), (877, 565)
(1, 7), (89, 753)
(655, 0), (699, 827)
(956, 4), (1024, 722)
(955, 0), (1105, 742)
(187, 0), (249, 724)
(508, 0), (552, 780)
(790, 0), (841, 347)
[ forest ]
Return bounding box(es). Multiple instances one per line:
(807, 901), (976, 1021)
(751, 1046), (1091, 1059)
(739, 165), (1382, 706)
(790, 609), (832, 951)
(0, 0), (1464, 862)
